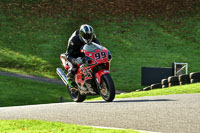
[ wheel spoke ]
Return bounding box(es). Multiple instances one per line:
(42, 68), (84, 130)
(100, 79), (109, 98)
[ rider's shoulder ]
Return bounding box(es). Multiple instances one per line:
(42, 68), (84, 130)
(71, 34), (80, 43)
(69, 29), (78, 39)
(68, 30), (80, 44)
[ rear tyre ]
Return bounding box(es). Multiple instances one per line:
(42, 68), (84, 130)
(99, 74), (115, 102)
(67, 85), (86, 102)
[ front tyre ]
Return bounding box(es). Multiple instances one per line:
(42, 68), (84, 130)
(67, 85), (86, 102)
(99, 74), (115, 102)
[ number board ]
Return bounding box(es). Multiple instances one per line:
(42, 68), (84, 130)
(94, 51), (106, 60)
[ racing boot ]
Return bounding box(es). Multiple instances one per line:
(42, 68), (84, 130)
(66, 72), (77, 92)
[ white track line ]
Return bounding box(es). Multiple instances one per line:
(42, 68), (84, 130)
(88, 125), (161, 133)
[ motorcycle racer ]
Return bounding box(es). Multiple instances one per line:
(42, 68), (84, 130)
(62, 24), (101, 88)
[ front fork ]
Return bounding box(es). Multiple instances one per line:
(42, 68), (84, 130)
(94, 70), (109, 90)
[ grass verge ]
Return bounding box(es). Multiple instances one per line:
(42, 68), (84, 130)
(88, 83), (200, 101)
(0, 120), (141, 133)
(0, 75), (71, 107)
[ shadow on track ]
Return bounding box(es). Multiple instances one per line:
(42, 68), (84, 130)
(85, 99), (176, 103)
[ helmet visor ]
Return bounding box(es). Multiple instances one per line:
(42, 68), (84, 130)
(83, 33), (93, 41)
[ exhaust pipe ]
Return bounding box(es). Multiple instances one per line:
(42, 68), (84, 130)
(56, 68), (68, 86)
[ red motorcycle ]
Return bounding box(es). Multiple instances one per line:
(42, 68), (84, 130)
(57, 42), (115, 102)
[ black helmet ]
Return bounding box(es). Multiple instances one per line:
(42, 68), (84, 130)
(79, 24), (94, 44)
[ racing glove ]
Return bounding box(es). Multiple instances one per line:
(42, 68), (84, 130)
(72, 57), (83, 65)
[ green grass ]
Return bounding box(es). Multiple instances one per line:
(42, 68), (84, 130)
(88, 83), (200, 101)
(0, 3), (200, 91)
(0, 120), (141, 133)
(0, 75), (71, 107)
(0, 15), (71, 78)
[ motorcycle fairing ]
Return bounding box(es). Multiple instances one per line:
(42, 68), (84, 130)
(95, 69), (110, 84)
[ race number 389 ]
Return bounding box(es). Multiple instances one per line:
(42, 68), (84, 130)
(95, 52), (106, 60)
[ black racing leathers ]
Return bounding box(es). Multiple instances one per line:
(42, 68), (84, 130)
(66, 30), (100, 64)
(65, 30), (101, 79)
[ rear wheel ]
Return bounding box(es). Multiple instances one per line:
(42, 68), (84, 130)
(99, 74), (115, 102)
(67, 85), (86, 102)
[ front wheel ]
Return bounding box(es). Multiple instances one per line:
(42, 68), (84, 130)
(67, 85), (86, 102)
(99, 74), (115, 102)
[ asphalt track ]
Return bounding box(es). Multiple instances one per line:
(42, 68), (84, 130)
(0, 93), (200, 133)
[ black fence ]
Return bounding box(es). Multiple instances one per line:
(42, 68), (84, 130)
(141, 67), (173, 86)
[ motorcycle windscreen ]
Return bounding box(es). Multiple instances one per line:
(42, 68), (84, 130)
(83, 42), (103, 52)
